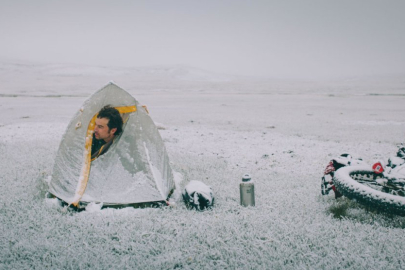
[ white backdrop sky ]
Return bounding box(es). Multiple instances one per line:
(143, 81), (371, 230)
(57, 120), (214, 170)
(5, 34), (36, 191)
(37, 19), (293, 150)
(1, 0), (404, 79)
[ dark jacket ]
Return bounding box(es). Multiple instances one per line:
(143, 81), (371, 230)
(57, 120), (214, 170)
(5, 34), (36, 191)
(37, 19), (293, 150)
(91, 134), (114, 161)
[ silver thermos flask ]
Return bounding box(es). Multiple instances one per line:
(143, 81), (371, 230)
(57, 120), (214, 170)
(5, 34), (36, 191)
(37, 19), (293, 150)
(240, 173), (255, 206)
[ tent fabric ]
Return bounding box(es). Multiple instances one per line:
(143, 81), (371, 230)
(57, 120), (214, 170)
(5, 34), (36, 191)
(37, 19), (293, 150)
(49, 83), (175, 206)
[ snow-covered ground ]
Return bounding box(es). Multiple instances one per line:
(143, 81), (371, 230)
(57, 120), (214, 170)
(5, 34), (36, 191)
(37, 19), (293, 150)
(1, 61), (405, 269)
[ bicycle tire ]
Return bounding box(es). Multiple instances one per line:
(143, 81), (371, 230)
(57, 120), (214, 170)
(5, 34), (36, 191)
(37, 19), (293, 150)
(333, 165), (405, 215)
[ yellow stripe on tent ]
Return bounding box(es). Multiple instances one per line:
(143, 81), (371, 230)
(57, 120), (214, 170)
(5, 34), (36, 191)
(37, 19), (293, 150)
(116, 105), (138, 114)
(71, 105), (137, 207)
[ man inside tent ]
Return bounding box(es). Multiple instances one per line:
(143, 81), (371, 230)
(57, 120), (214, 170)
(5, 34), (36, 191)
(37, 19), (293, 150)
(91, 105), (123, 161)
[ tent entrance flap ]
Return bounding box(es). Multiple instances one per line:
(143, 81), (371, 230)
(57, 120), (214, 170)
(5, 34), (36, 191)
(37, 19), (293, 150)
(70, 105), (137, 207)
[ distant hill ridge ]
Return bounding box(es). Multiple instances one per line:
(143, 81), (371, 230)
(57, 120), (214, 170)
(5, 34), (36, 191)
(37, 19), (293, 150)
(0, 60), (236, 82)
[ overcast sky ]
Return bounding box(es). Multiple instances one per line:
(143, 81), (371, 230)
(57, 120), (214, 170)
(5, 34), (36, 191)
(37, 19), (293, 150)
(1, 0), (404, 79)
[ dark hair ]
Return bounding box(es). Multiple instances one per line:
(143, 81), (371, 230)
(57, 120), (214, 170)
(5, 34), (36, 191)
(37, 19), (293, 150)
(97, 105), (123, 136)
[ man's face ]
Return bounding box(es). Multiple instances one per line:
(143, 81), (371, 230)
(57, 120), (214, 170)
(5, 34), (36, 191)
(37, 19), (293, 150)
(94, 117), (116, 142)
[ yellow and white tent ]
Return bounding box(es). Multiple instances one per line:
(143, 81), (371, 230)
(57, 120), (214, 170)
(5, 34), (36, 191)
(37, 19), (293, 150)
(49, 83), (175, 208)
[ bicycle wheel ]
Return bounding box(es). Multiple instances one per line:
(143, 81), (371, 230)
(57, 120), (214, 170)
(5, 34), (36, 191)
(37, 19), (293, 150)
(333, 165), (405, 215)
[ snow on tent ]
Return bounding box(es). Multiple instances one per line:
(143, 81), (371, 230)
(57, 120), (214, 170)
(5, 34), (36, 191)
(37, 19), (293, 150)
(49, 82), (175, 208)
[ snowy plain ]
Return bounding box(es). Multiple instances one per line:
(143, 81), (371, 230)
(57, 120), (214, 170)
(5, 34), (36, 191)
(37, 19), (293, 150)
(1, 60), (405, 269)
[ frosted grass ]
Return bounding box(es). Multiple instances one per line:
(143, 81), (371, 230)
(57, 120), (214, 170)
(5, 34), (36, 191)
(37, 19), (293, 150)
(1, 122), (405, 269)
